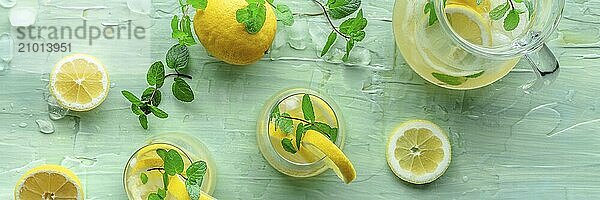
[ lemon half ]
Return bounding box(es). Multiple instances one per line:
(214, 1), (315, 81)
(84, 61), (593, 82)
(49, 54), (110, 111)
(302, 130), (356, 184)
(14, 165), (84, 200)
(386, 120), (451, 184)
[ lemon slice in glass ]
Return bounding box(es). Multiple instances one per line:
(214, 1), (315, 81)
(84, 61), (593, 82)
(386, 120), (451, 184)
(50, 54), (110, 111)
(14, 165), (84, 200)
(302, 130), (356, 184)
(445, 4), (493, 46)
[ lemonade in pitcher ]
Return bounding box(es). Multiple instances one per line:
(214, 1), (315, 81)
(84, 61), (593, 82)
(393, 0), (541, 89)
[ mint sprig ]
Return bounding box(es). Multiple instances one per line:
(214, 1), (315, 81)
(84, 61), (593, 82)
(237, 0), (294, 35)
(314, 0), (368, 62)
(144, 149), (208, 200)
(432, 71), (483, 86)
(270, 94), (339, 154)
(122, 44), (195, 130)
(171, 0), (208, 46)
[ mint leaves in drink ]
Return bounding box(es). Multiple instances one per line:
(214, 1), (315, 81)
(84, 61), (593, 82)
(270, 94), (339, 154)
(145, 148), (208, 200)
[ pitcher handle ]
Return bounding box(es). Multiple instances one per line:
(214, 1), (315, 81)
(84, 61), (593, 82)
(521, 43), (560, 93)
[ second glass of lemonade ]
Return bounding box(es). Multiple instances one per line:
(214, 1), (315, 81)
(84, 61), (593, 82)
(123, 132), (217, 200)
(257, 88), (355, 182)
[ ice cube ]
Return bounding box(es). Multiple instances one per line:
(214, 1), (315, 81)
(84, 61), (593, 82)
(0, 33), (14, 62)
(9, 7), (37, 27)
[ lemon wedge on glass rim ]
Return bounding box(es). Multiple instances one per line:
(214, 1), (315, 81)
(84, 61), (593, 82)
(14, 165), (84, 200)
(50, 54), (110, 111)
(386, 120), (451, 184)
(302, 130), (356, 184)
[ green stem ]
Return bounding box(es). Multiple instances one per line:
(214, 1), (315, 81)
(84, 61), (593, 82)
(146, 167), (188, 181)
(311, 0), (351, 40)
(281, 115), (311, 124)
(165, 73), (193, 79)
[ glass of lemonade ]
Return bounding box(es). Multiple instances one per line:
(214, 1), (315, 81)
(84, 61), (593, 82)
(123, 132), (217, 200)
(257, 88), (346, 178)
(393, 0), (564, 90)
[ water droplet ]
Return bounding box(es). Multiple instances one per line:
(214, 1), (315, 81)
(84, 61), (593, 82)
(462, 175), (469, 182)
(49, 104), (69, 120)
(0, 33), (14, 62)
(0, 0), (16, 8)
(35, 119), (55, 134)
(127, 0), (151, 15)
(565, 89), (575, 102)
(110, 82), (116, 88)
(11, 123), (16, 127)
(18, 122), (28, 128)
(9, 7), (38, 27)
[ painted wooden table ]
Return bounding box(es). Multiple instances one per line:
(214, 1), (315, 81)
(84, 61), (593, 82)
(1, 0), (600, 199)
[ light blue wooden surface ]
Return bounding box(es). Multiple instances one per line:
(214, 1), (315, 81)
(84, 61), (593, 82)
(1, 0), (600, 199)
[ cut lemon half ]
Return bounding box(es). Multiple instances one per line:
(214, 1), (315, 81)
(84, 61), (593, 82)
(14, 165), (84, 200)
(445, 4), (492, 46)
(167, 176), (216, 200)
(50, 54), (110, 111)
(386, 120), (451, 184)
(302, 130), (356, 184)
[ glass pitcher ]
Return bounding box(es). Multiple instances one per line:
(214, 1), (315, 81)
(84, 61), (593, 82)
(393, 0), (564, 90)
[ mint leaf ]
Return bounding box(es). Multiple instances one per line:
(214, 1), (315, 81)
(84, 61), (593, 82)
(295, 123), (306, 150)
(139, 114), (148, 129)
(281, 138), (297, 154)
(342, 39), (355, 62)
(503, 9), (520, 31)
(148, 193), (162, 200)
(275, 4), (294, 26)
(476, 0), (483, 5)
(339, 10), (367, 42)
(276, 113), (294, 134)
(307, 122), (338, 142)
(270, 105), (280, 122)
(431, 72), (467, 86)
(424, 2), (437, 26)
(158, 149), (185, 176)
(328, 0), (361, 19)
(147, 61), (166, 88)
(122, 90), (142, 105)
(132, 104), (144, 116)
(171, 15), (180, 38)
(236, 3), (267, 34)
(140, 172), (148, 184)
(162, 172), (169, 189)
(301, 94), (315, 122)
(149, 105), (169, 119)
(157, 188), (167, 198)
(181, 16), (197, 46)
(166, 44), (189, 70)
(142, 87), (162, 106)
(321, 31), (337, 57)
(186, 161), (207, 185)
(465, 71), (484, 78)
(186, 181), (201, 200)
(188, 0), (208, 10)
(489, 3), (509, 20)
(172, 77), (195, 102)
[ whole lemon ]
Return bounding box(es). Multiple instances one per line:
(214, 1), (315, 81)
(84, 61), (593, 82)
(193, 0), (277, 65)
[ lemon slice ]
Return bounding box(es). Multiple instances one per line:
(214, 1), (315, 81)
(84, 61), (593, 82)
(50, 54), (110, 111)
(386, 120), (451, 184)
(167, 176), (216, 200)
(445, 4), (492, 46)
(302, 130), (356, 184)
(14, 165), (84, 200)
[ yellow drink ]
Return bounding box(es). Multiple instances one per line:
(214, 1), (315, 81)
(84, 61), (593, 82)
(123, 133), (216, 200)
(393, 0), (527, 89)
(257, 88), (345, 177)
